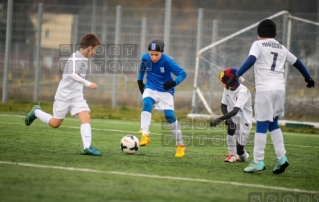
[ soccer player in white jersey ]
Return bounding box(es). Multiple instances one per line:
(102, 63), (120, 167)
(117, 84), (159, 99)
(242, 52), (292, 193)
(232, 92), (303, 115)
(25, 33), (102, 156)
(210, 68), (252, 163)
(137, 39), (187, 157)
(226, 19), (315, 174)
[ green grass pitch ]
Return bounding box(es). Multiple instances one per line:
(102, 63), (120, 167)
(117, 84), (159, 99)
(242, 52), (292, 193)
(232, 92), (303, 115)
(0, 114), (318, 202)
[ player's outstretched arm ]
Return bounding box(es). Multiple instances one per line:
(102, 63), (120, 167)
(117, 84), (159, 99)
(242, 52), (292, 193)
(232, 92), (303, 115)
(220, 103), (233, 126)
(226, 55), (256, 89)
(305, 78), (315, 88)
(89, 83), (97, 89)
(68, 72), (91, 87)
(210, 107), (240, 127)
(293, 59), (315, 88)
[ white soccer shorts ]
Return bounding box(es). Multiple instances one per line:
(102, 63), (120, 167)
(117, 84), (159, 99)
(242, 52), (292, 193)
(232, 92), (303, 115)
(143, 88), (174, 111)
(53, 99), (91, 119)
(254, 90), (285, 122)
(234, 121), (252, 146)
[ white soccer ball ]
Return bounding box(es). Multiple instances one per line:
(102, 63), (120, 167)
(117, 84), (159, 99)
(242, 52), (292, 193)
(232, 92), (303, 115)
(120, 135), (139, 154)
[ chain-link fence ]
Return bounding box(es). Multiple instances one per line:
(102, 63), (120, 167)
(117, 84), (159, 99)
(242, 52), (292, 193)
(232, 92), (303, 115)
(0, 2), (318, 113)
(193, 12), (319, 122)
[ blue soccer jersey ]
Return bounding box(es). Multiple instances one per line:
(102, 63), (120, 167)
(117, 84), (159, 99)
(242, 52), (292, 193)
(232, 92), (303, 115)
(137, 53), (187, 95)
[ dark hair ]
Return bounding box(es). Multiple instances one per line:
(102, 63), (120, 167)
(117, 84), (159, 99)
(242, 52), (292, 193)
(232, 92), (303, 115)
(80, 33), (101, 49)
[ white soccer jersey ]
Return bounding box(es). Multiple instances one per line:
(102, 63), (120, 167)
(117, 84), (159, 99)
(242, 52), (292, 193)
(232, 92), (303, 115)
(221, 84), (253, 125)
(249, 39), (297, 92)
(55, 51), (90, 101)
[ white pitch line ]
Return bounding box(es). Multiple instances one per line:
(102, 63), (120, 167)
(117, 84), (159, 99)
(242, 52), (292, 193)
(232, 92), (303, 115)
(285, 144), (319, 148)
(1, 117), (319, 138)
(0, 161), (318, 194)
(1, 121), (319, 149)
(3, 114), (319, 133)
(0, 114), (141, 125)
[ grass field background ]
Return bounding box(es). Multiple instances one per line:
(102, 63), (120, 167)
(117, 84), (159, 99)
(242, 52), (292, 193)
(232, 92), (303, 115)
(0, 109), (319, 201)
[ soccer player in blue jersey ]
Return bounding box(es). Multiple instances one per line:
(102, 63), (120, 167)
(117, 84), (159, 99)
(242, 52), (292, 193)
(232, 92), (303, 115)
(137, 39), (187, 157)
(226, 19), (315, 174)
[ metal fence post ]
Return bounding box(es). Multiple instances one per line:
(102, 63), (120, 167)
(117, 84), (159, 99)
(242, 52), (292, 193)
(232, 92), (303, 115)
(196, 8), (203, 55)
(282, 13), (287, 48)
(33, 3), (43, 103)
(284, 14), (292, 93)
(209, 19), (218, 107)
(2, 0), (13, 103)
(72, 15), (78, 47)
(316, 0), (319, 78)
(164, 0), (171, 55)
(192, 8), (203, 113)
(101, 4), (108, 44)
(112, 5), (121, 109)
(137, 17), (147, 105)
(91, 0), (96, 33)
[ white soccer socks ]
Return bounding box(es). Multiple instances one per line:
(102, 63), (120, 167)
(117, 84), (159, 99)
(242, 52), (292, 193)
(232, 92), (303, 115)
(169, 120), (184, 145)
(34, 109), (52, 125)
(80, 123), (92, 149)
(226, 134), (237, 155)
(270, 128), (286, 160)
(253, 133), (267, 163)
(140, 111), (152, 135)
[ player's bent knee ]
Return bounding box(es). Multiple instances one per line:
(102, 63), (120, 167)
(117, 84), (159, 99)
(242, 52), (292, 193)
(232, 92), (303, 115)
(164, 110), (176, 124)
(227, 123), (236, 136)
(49, 121), (62, 128)
(256, 121), (269, 133)
(142, 97), (155, 112)
(77, 111), (91, 124)
(227, 127), (236, 136)
(268, 116), (279, 132)
(228, 122), (236, 130)
(51, 124), (60, 128)
(48, 118), (63, 128)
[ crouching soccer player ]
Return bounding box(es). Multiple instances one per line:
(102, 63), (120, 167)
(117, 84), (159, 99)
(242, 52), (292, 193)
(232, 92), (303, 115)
(137, 38), (187, 157)
(25, 33), (102, 156)
(210, 68), (252, 163)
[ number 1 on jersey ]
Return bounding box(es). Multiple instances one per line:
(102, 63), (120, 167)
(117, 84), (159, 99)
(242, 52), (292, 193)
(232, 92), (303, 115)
(270, 52), (278, 71)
